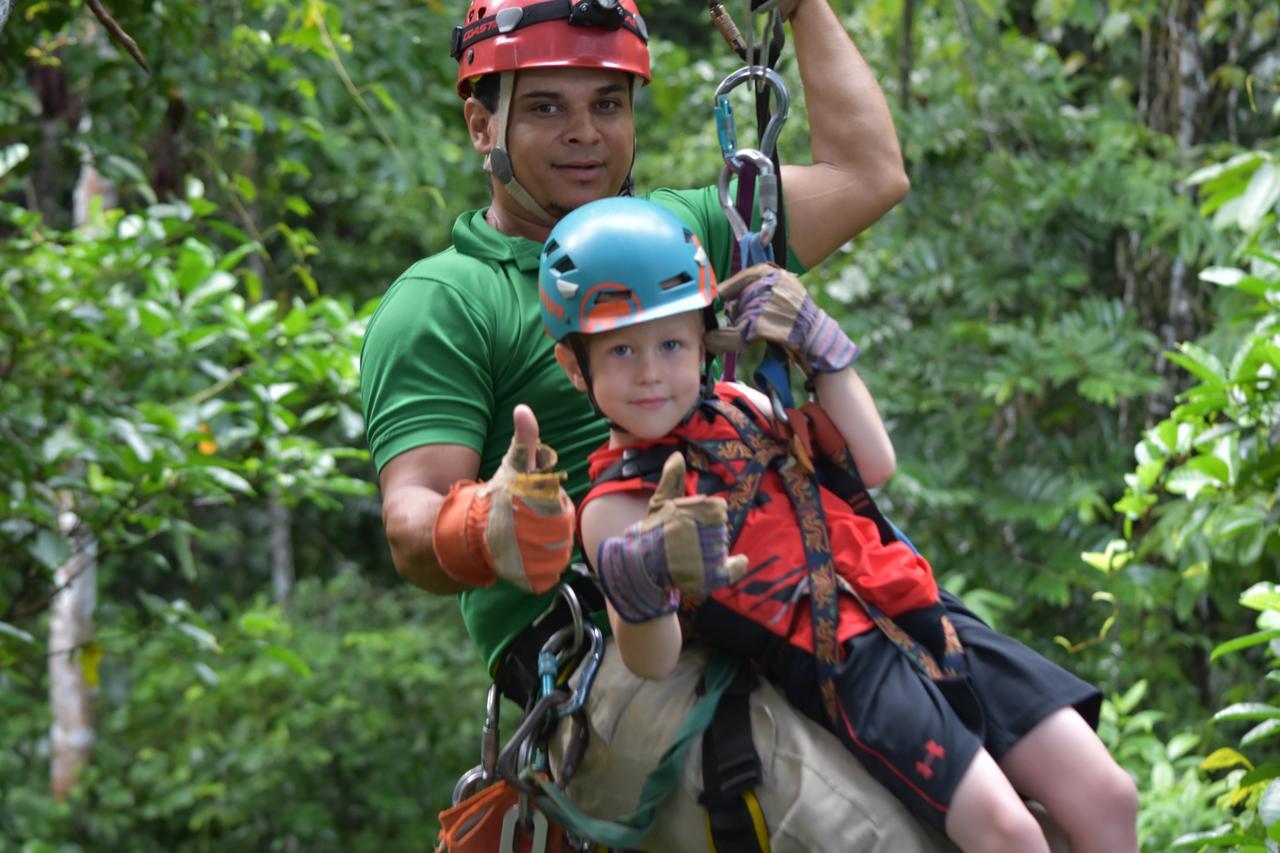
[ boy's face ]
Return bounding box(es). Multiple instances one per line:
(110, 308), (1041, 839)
(559, 311), (706, 444)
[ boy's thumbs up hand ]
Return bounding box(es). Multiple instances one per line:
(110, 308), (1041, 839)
(597, 452), (748, 624)
(432, 404), (575, 594)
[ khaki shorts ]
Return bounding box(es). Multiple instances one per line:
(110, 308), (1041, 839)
(549, 642), (957, 853)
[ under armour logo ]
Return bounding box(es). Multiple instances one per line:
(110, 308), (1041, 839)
(915, 739), (946, 779)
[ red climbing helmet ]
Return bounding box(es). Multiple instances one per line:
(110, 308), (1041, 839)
(451, 0), (651, 98)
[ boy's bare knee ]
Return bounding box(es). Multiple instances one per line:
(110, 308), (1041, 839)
(1089, 764), (1139, 844)
(1056, 762), (1139, 853)
(988, 806), (1050, 853)
(948, 795), (1049, 853)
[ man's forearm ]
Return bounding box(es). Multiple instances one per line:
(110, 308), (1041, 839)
(782, 0), (910, 265)
(382, 485), (468, 595)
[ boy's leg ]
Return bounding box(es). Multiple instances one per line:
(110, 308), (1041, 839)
(936, 590), (1131, 851)
(548, 641), (954, 853)
(997, 708), (1139, 853)
(945, 747), (1049, 853)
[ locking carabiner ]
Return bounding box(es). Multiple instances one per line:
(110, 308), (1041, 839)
(713, 65), (791, 165)
(718, 147), (778, 247)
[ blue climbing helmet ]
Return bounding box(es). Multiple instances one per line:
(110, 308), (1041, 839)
(539, 197), (718, 343)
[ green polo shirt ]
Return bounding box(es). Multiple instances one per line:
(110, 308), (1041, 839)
(360, 184), (799, 672)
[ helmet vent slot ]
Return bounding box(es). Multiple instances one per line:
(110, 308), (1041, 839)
(659, 273), (692, 290)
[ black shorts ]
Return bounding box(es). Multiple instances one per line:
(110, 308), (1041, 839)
(695, 590), (1102, 831)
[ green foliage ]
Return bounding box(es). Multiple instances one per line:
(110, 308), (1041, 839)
(0, 575), (485, 851)
(0, 172), (371, 638)
(2, 0), (469, 300)
(1098, 679), (1227, 850)
(1, 573), (483, 845)
(1102, 142), (1280, 849)
(1172, 584), (1280, 850)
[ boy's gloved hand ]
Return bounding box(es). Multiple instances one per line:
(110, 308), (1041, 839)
(597, 452), (748, 623)
(433, 404), (574, 595)
(707, 263), (858, 376)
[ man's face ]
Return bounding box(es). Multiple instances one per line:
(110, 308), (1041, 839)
(499, 67), (635, 221)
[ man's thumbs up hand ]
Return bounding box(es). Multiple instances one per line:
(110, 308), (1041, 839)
(507, 403), (541, 473)
(597, 452), (748, 624)
(433, 404), (575, 594)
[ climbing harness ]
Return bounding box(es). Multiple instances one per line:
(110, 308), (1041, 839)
(438, 583), (603, 853)
(591, 392), (970, 725)
(439, 581), (763, 852)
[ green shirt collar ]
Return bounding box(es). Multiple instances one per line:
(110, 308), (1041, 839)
(452, 208), (543, 273)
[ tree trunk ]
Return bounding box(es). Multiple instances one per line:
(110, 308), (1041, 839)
(270, 489), (295, 604)
(49, 499), (98, 800)
(49, 102), (115, 802)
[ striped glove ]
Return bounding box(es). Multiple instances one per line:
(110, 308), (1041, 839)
(597, 453), (748, 623)
(709, 263), (858, 376)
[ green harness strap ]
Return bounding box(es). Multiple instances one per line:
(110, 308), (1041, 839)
(532, 652), (740, 849)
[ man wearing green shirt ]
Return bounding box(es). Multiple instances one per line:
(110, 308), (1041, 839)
(360, 0), (950, 847)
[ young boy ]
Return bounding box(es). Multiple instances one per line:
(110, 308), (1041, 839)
(538, 196), (1138, 853)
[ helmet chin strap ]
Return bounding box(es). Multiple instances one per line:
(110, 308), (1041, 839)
(486, 72), (641, 226)
(485, 72), (558, 226)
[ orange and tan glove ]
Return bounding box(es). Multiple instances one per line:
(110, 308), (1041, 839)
(432, 405), (574, 595)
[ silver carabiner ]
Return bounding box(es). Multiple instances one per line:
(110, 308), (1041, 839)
(530, 582), (586, 655)
(718, 147), (779, 246)
(557, 583), (585, 654)
(482, 683), (502, 782)
(713, 66), (791, 164)
(450, 682), (504, 805)
(500, 801), (549, 853)
(451, 764), (486, 806)
(555, 621), (605, 719)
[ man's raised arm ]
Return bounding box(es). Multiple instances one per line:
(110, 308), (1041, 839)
(781, 0), (910, 268)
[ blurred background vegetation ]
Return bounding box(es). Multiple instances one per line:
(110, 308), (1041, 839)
(1, 0), (1278, 849)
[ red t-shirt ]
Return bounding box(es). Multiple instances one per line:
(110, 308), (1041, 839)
(581, 383), (939, 652)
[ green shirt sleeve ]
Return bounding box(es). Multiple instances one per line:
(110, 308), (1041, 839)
(360, 269), (495, 472)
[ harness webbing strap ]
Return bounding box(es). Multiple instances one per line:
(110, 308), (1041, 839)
(707, 398), (843, 723)
(699, 659), (770, 853)
(713, 399), (969, 684)
(531, 653), (741, 849)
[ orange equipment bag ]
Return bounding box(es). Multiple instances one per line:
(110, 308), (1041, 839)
(436, 779), (569, 853)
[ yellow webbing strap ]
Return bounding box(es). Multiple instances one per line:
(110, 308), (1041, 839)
(704, 790), (771, 852)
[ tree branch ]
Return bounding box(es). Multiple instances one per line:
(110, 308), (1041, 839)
(84, 0), (150, 73)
